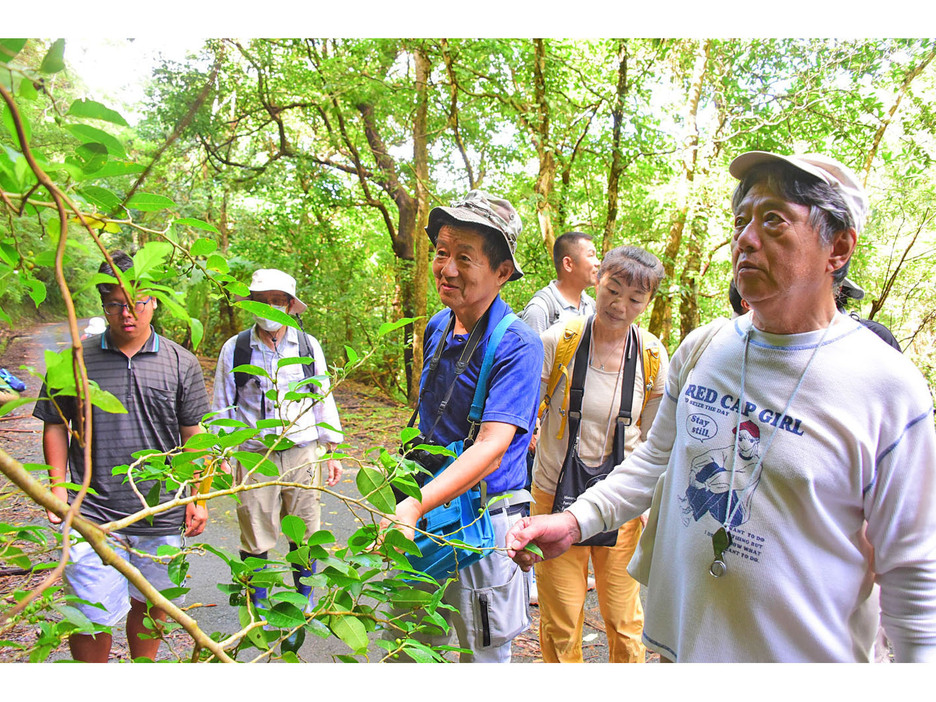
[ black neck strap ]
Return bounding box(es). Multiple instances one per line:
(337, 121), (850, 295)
(407, 306), (491, 442)
(567, 318), (639, 460)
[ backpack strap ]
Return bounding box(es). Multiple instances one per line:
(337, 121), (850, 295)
(407, 307), (489, 442)
(295, 325), (319, 381)
(538, 315), (586, 439)
(636, 327), (662, 426)
(532, 287), (561, 327)
(232, 329), (254, 406)
(465, 313), (518, 445)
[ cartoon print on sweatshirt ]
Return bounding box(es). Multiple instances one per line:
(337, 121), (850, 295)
(678, 420), (762, 528)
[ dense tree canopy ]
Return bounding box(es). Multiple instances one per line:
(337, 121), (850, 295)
(1, 37), (935, 661)
(5, 37), (936, 393)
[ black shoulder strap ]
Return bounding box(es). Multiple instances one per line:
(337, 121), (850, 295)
(233, 329), (253, 389)
(407, 306), (490, 442)
(567, 322), (639, 461)
(295, 324), (318, 380)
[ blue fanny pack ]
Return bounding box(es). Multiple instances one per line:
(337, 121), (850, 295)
(405, 312), (517, 581)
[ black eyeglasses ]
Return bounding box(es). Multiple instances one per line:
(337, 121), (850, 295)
(103, 296), (154, 317)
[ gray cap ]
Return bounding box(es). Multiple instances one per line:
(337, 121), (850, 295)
(426, 190), (524, 281)
(729, 151), (869, 234)
(840, 277), (865, 300)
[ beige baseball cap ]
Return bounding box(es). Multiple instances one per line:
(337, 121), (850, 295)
(729, 151), (869, 234)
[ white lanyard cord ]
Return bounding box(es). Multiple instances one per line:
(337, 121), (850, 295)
(722, 316), (835, 531)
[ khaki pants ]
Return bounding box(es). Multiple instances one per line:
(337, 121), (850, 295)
(236, 443), (324, 555)
(532, 484), (645, 663)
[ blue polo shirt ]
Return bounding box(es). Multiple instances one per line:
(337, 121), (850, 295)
(419, 296), (544, 494)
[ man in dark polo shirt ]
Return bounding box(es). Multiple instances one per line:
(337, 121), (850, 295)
(33, 250), (210, 662)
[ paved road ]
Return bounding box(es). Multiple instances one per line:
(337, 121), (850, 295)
(5, 319), (382, 662)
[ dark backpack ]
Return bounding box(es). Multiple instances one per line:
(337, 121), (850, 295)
(232, 327), (318, 405)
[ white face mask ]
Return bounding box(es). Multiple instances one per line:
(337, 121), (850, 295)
(255, 305), (288, 332)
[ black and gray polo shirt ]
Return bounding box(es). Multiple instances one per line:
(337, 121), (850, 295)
(33, 327), (210, 535)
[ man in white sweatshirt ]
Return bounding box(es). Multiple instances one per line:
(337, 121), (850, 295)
(506, 151), (936, 662)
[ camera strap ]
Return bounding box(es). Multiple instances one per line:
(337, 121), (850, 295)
(406, 305), (492, 442)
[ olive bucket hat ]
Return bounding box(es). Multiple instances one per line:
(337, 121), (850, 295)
(426, 190), (524, 281)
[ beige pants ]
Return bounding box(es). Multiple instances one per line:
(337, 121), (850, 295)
(236, 443), (324, 555)
(532, 484), (646, 663)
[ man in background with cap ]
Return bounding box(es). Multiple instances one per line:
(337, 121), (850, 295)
(211, 268), (343, 618)
(836, 278), (902, 352)
(383, 190), (543, 662)
(507, 152), (936, 661)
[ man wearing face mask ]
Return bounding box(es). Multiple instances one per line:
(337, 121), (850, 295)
(211, 269), (343, 617)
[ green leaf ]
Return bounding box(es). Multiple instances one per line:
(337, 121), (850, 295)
(230, 363), (269, 380)
(2, 103), (30, 149)
(190, 238), (218, 257)
(65, 123), (126, 159)
(40, 39), (65, 74)
(18, 78), (38, 101)
(188, 317), (204, 352)
(205, 253), (229, 273)
(132, 241), (173, 280)
(21, 277), (45, 307)
(281, 514), (307, 545)
(67, 99), (129, 127)
(524, 543), (544, 558)
(183, 432), (218, 450)
(233, 451), (278, 477)
(329, 614), (368, 653)
(74, 143), (109, 174)
(0, 39), (27, 65)
(0, 396), (35, 417)
(88, 386), (126, 414)
(389, 587), (434, 609)
(81, 160), (144, 179)
(144, 482), (162, 508)
(400, 426), (420, 445)
(306, 530), (335, 547)
(78, 185), (123, 212)
(264, 602), (306, 629)
(238, 605), (269, 650)
(236, 301), (299, 330)
(176, 218), (219, 234)
(53, 604), (94, 631)
(355, 465), (396, 514)
(377, 317), (418, 338)
(125, 192), (176, 212)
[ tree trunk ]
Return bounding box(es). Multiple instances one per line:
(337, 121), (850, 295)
(213, 189), (239, 342)
(532, 38), (557, 256)
(647, 40), (710, 348)
(411, 47), (431, 407)
(603, 40), (628, 256)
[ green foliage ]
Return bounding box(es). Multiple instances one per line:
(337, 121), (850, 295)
(3, 35), (936, 663)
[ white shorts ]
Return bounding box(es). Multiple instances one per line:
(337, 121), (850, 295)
(63, 531), (184, 629)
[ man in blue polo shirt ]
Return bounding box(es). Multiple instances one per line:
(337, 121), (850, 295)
(385, 190), (544, 662)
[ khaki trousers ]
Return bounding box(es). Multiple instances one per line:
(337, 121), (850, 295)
(236, 442), (324, 555)
(532, 484), (646, 663)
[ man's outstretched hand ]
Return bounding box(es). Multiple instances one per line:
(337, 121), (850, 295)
(505, 511), (582, 570)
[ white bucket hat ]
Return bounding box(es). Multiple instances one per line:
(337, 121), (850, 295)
(84, 316), (106, 336)
(243, 269), (308, 313)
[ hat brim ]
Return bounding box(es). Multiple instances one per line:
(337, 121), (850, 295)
(426, 207), (524, 281)
(235, 288), (308, 314)
(729, 151), (832, 186)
